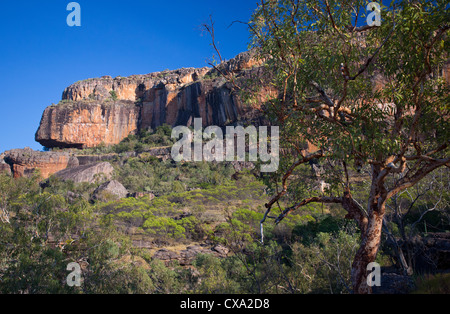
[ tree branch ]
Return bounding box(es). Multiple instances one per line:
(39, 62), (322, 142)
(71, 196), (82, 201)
(275, 196), (343, 224)
(309, 81), (335, 108)
(203, 15), (223, 63)
(264, 150), (324, 212)
(348, 11), (396, 82)
(387, 157), (450, 201)
(260, 149), (325, 243)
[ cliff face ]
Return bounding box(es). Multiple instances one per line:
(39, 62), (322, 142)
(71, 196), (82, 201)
(140, 79), (244, 130)
(36, 51), (261, 149)
(36, 101), (140, 149)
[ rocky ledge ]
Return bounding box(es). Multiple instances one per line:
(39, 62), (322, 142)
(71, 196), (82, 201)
(2, 147), (78, 179)
(0, 147), (171, 179)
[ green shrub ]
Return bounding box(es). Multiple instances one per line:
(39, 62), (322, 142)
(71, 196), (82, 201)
(147, 259), (185, 294)
(143, 216), (186, 244)
(193, 254), (241, 294)
(172, 181), (185, 193)
(177, 216), (208, 241)
(110, 90), (118, 101)
(292, 214), (356, 245)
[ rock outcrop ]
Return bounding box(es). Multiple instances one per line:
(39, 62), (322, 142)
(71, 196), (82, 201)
(36, 100), (140, 149)
(372, 269), (416, 294)
(53, 162), (114, 184)
(153, 244), (230, 266)
(0, 153), (12, 176)
(0, 146), (173, 179)
(35, 51), (263, 149)
(61, 68), (210, 103)
(92, 180), (129, 201)
(2, 147), (77, 179)
(0, 162), (12, 176)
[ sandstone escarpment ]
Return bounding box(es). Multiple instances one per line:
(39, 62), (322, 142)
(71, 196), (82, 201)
(61, 67), (211, 103)
(35, 51), (262, 149)
(0, 146), (171, 179)
(140, 78), (245, 130)
(36, 100), (140, 149)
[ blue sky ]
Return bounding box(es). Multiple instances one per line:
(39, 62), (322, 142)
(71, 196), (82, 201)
(0, 1), (258, 152)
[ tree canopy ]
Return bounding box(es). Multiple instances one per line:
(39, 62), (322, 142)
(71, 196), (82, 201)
(247, 0), (449, 293)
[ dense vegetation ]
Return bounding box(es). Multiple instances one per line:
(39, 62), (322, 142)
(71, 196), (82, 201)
(1, 124), (448, 294)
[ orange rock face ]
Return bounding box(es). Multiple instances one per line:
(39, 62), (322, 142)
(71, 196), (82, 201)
(36, 51), (262, 149)
(3, 148), (76, 179)
(36, 101), (140, 148)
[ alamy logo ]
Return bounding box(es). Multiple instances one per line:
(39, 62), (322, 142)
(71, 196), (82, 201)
(366, 2), (381, 27)
(171, 118), (279, 173)
(66, 2), (81, 27)
(66, 262), (82, 287)
(366, 262), (381, 287)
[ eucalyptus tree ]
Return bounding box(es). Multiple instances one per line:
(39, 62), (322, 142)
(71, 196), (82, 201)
(246, 0), (449, 293)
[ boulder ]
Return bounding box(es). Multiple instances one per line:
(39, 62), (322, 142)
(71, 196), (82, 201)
(92, 180), (128, 201)
(153, 249), (180, 262)
(128, 192), (156, 200)
(54, 162), (114, 184)
(372, 268), (415, 294)
(212, 244), (230, 256)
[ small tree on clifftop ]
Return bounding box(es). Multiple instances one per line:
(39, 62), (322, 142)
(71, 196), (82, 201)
(243, 0), (449, 294)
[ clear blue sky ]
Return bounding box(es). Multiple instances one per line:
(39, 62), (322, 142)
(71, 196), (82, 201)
(0, 0), (258, 153)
